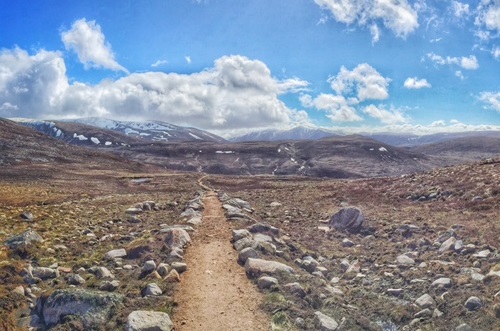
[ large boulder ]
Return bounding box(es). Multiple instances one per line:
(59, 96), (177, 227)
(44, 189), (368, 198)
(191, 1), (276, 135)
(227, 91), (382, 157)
(164, 228), (191, 250)
(329, 207), (365, 233)
(4, 229), (44, 249)
(245, 258), (294, 277)
(41, 288), (123, 329)
(126, 310), (173, 331)
(314, 311), (339, 330)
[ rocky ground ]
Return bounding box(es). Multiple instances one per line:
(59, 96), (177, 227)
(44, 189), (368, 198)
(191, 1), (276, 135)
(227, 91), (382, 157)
(0, 157), (499, 330)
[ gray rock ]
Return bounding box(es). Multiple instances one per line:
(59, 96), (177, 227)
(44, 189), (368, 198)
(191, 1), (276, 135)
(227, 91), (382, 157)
(387, 288), (403, 296)
(248, 223), (280, 236)
(270, 201), (282, 207)
(314, 311), (338, 330)
(257, 276), (278, 289)
(170, 262), (187, 273)
(473, 249), (491, 258)
(414, 308), (432, 318)
(20, 212), (34, 221)
(157, 263), (169, 277)
(415, 293), (435, 309)
(164, 228), (191, 250)
(245, 258), (294, 277)
(329, 207), (365, 233)
(232, 229), (251, 242)
(341, 238), (355, 247)
(180, 208), (201, 219)
(226, 198), (252, 211)
(253, 233), (273, 243)
(284, 282), (306, 298)
(233, 237), (258, 251)
(105, 248), (127, 260)
(92, 266), (114, 279)
(238, 247), (259, 263)
(143, 283), (162, 296)
(142, 260), (157, 273)
(126, 310), (173, 331)
(396, 254), (415, 266)
(438, 237), (457, 253)
(42, 288), (123, 329)
(464, 296), (482, 310)
(455, 323), (473, 331)
(67, 274), (86, 285)
(99, 280), (120, 292)
(4, 229), (44, 249)
(431, 277), (452, 288)
(32, 267), (59, 280)
(12, 285), (25, 296)
(126, 207), (143, 215)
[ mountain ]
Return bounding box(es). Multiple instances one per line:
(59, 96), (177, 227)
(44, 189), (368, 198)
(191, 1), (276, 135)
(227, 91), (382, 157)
(230, 126), (342, 142)
(62, 117), (226, 143)
(365, 131), (500, 147)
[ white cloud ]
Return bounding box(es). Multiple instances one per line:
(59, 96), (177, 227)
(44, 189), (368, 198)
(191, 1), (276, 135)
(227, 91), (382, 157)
(475, 0), (500, 32)
(427, 53), (479, 70)
(61, 18), (128, 73)
(151, 60), (168, 67)
(404, 77), (431, 89)
(0, 48), (310, 130)
(455, 70), (464, 79)
(314, 0), (419, 40)
(363, 104), (408, 124)
(370, 23), (381, 44)
(492, 46), (500, 59)
(479, 91), (500, 113)
(431, 120), (446, 127)
(185, 56), (192, 64)
(450, 119), (461, 124)
(329, 63), (390, 101)
(301, 93), (362, 122)
(451, 1), (470, 18)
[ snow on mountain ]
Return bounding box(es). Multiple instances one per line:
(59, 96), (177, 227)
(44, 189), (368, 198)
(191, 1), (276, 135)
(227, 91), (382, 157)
(230, 126), (342, 142)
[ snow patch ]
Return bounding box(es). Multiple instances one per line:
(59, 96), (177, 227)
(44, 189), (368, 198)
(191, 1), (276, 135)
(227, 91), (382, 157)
(90, 137), (100, 144)
(189, 132), (202, 140)
(124, 128), (139, 135)
(215, 151), (235, 154)
(105, 141), (112, 146)
(379, 147), (388, 152)
(73, 133), (88, 141)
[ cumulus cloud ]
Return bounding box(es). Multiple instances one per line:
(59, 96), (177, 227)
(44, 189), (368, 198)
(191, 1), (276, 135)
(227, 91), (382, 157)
(329, 63), (390, 101)
(0, 48), (310, 130)
(475, 0), (500, 33)
(300, 93), (362, 122)
(363, 104), (408, 124)
(314, 0), (419, 40)
(478, 91), (500, 112)
(404, 77), (431, 89)
(61, 18), (128, 73)
(427, 52), (479, 70)
(451, 1), (470, 18)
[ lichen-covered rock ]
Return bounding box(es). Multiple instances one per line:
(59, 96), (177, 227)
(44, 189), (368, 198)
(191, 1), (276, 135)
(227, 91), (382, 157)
(4, 229), (44, 249)
(164, 228), (191, 250)
(314, 311), (338, 330)
(329, 207), (365, 233)
(126, 310), (173, 331)
(41, 288), (123, 329)
(245, 258), (294, 277)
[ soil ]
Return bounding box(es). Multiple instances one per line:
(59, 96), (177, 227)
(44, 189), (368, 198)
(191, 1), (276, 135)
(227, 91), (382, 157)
(173, 190), (270, 331)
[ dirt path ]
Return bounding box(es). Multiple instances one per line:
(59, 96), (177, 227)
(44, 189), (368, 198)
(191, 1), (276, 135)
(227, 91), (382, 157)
(173, 190), (270, 331)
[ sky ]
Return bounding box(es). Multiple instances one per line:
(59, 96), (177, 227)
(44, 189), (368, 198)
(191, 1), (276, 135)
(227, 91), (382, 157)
(0, 0), (499, 137)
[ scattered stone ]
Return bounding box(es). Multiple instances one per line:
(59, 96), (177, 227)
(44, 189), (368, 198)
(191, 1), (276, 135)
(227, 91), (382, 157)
(438, 237), (457, 253)
(473, 250), (491, 258)
(126, 207), (143, 215)
(431, 277), (452, 288)
(20, 212), (33, 221)
(464, 296), (482, 311)
(433, 308), (444, 318)
(270, 201), (282, 207)
(105, 248), (127, 260)
(32, 267), (59, 280)
(341, 238), (355, 247)
(42, 288), (123, 329)
(396, 254), (415, 266)
(67, 274), (86, 286)
(415, 294), (435, 309)
(126, 310), (173, 331)
(157, 263), (169, 277)
(238, 247), (259, 264)
(4, 229), (44, 249)
(142, 260), (157, 273)
(12, 285), (25, 296)
(99, 280), (120, 292)
(329, 207), (365, 233)
(314, 311), (339, 331)
(248, 223), (280, 236)
(233, 237), (258, 252)
(143, 283), (162, 296)
(455, 323), (473, 331)
(387, 288), (403, 296)
(164, 228), (191, 250)
(257, 276), (278, 289)
(170, 262), (187, 274)
(414, 308), (432, 318)
(245, 258), (294, 277)
(164, 269), (180, 283)
(92, 266), (114, 279)
(253, 233), (273, 243)
(284, 282), (306, 298)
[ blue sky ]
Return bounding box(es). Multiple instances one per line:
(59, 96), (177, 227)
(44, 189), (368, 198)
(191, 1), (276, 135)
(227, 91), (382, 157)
(0, 0), (499, 136)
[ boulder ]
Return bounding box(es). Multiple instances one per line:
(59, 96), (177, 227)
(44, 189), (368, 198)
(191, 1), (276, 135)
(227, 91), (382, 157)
(415, 294), (435, 309)
(232, 229), (252, 242)
(143, 283), (162, 296)
(245, 258), (294, 277)
(32, 267), (59, 280)
(314, 311), (338, 330)
(329, 207), (365, 233)
(257, 276), (278, 289)
(170, 262), (187, 274)
(438, 237), (457, 253)
(42, 288), (123, 329)
(464, 296), (482, 311)
(431, 277), (452, 288)
(248, 223), (280, 236)
(105, 248), (127, 260)
(4, 229), (44, 249)
(396, 254), (415, 266)
(99, 280), (120, 292)
(157, 263), (169, 277)
(92, 266), (114, 279)
(164, 228), (191, 250)
(238, 247), (259, 263)
(142, 260), (157, 273)
(67, 274), (86, 286)
(233, 237), (258, 252)
(126, 310), (173, 331)
(284, 282), (306, 298)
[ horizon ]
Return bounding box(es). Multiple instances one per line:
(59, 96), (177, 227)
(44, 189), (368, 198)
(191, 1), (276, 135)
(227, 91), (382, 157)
(0, 0), (499, 137)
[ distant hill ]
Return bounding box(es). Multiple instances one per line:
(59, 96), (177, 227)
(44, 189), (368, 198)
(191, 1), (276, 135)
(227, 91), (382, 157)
(365, 131), (500, 147)
(230, 126), (342, 142)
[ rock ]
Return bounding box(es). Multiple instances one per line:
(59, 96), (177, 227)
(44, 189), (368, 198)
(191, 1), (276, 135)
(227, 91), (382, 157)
(314, 311), (338, 330)
(164, 269), (180, 283)
(105, 248), (127, 260)
(42, 288), (123, 329)
(157, 263), (170, 277)
(387, 288), (403, 296)
(4, 229), (44, 249)
(20, 212), (33, 221)
(257, 241), (277, 255)
(238, 247), (259, 263)
(67, 274), (86, 285)
(396, 254), (415, 266)
(341, 238), (355, 247)
(13, 285), (25, 296)
(414, 308), (432, 318)
(253, 233), (273, 243)
(142, 260), (157, 273)
(164, 228), (191, 250)
(92, 266), (114, 279)
(464, 296), (482, 311)
(257, 276), (278, 289)
(126, 207), (143, 215)
(473, 249), (491, 258)
(143, 283), (162, 296)
(233, 237), (258, 251)
(233, 229), (252, 242)
(245, 258), (294, 277)
(226, 198), (252, 211)
(438, 237), (457, 252)
(270, 201), (282, 207)
(126, 310), (173, 331)
(433, 308), (443, 318)
(247, 223), (280, 236)
(170, 262), (187, 273)
(415, 294), (435, 309)
(431, 277), (452, 288)
(32, 267), (59, 280)
(329, 207), (365, 233)
(284, 282), (306, 298)
(180, 208), (201, 219)
(455, 323), (473, 331)
(99, 280), (120, 292)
